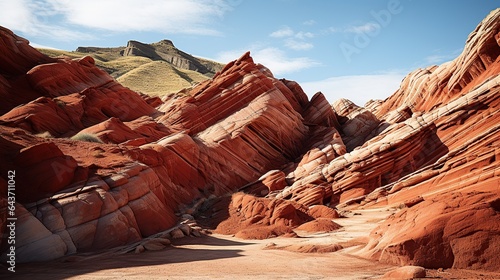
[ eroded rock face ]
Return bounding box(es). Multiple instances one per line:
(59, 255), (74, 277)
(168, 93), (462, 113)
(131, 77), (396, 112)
(360, 192), (500, 271)
(274, 8), (500, 272)
(121, 39), (219, 75)
(350, 9), (500, 271)
(374, 9), (500, 119)
(0, 30), (342, 262)
(0, 26), (55, 115)
(214, 192), (341, 239)
(332, 98), (381, 151)
(215, 192), (312, 239)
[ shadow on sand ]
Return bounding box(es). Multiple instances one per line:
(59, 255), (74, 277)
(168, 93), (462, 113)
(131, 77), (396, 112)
(12, 235), (253, 280)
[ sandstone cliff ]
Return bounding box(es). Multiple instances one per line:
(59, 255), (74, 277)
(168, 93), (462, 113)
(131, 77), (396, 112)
(0, 8), (499, 273)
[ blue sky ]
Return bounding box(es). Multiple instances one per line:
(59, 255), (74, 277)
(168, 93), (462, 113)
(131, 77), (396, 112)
(1, 0), (498, 105)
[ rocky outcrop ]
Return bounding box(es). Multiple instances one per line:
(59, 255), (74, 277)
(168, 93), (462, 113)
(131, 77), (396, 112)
(349, 9), (500, 271)
(274, 8), (500, 272)
(0, 55), (158, 137)
(0, 27), (54, 77)
(374, 9), (500, 119)
(69, 40), (223, 96)
(121, 40), (165, 60)
(120, 40), (221, 76)
(214, 192), (340, 239)
(0, 26), (55, 115)
(332, 98), (381, 151)
(382, 266), (426, 279)
(0, 28), (342, 262)
(215, 193), (312, 239)
(361, 192), (500, 271)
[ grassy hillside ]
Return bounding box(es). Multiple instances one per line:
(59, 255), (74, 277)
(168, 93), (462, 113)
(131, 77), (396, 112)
(117, 60), (209, 96)
(37, 46), (220, 97)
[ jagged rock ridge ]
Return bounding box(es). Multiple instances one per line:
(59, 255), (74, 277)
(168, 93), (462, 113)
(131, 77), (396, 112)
(77, 39), (223, 77)
(0, 8), (499, 273)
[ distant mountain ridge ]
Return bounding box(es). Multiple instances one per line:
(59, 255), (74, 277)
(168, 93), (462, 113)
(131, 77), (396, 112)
(38, 39), (225, 96)
(76, 39), (223, 77)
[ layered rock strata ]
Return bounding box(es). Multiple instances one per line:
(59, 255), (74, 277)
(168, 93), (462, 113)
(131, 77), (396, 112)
(0, 8), (499, 273)
(0, 31), (342, 262)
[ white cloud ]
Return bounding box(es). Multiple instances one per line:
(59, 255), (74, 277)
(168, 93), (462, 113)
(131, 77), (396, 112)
(425, 54), (449, 64)
(424, 49), (462, 65)
(0, 0), (32, 32)
(270, 26), (315, 51)
(29, 42), (60, 49)
(301, 73), (406, 106)
(326, 22), (382, 36)
(295, 31), (314, 39)
(270, 27), (314, 40)
(216, 46), (320, 76)
(252, 48), (320, 75)
(0, 0), (94, 41)
(328, 27), (341, 33)
(345, 22), (380, 34)
(48, 0), (232, 35)
(284, 38), (313, 50)
(0, 0), (233, 41)
(270, 26), (294, 38)
(303, 19), (316, 26)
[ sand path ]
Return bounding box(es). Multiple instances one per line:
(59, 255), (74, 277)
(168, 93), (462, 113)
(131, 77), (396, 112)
(11, 206), (499, 279)
(11, 208), (396, 279)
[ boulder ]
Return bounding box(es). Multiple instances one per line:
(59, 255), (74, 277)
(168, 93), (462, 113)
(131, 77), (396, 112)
(294, 218), (342, 233)
(382, 266), (426, 279)
(361, 192), (500, 271)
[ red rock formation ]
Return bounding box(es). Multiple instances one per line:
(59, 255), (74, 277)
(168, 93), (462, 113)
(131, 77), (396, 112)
(307, 205), (339, 219)
(240, 170), (288, 196)
(374, 9), (500, 119)
(77, 116), (171, 144)
(0, 26), (55, 114)
(0, 8), (499, 274)
(215, 193), (312, 239)
(382, 266), (426, 279)
(0, 62), (158, 136)
(360, 192), (500, 271)
(0, 28), (342, 262)
(294, 218), (341, 233)
(346, 9), (500, 271)
(275, 8), (500, 272)
(215, 193), (340, 239)
(332, 98), (381, 151)
(0, 27), (54, 77)
(14, 141), (78, 202)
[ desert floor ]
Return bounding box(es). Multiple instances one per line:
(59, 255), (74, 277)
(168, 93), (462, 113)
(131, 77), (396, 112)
(10, 207), (500, 279)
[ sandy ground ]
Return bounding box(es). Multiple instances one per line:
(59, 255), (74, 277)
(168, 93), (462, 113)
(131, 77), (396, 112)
(9, 207), (500, 279)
